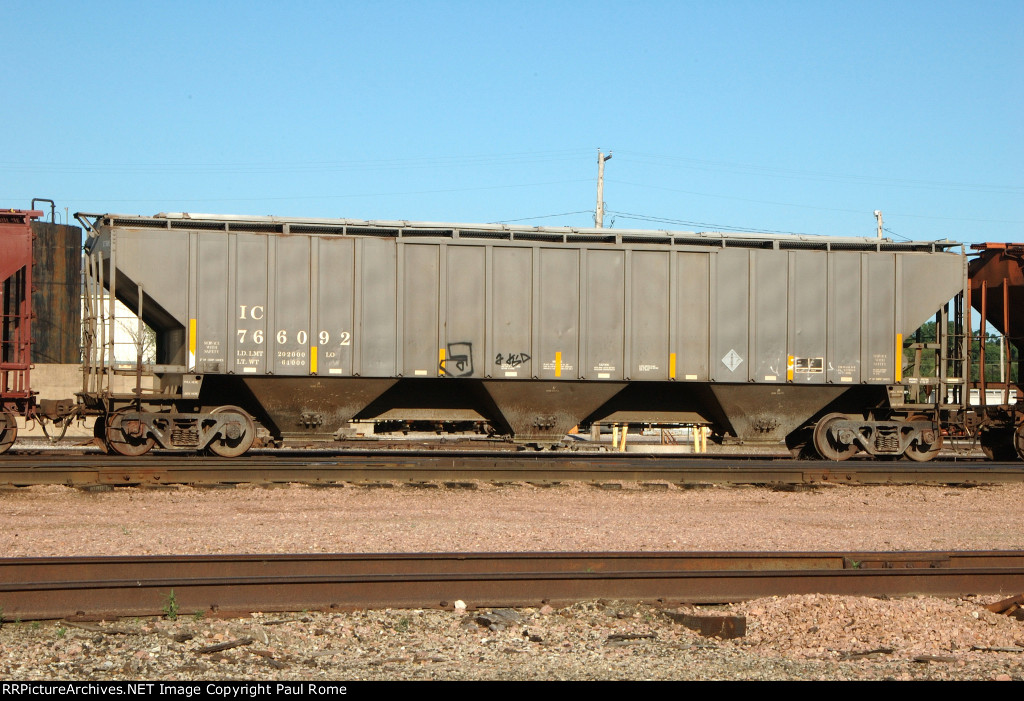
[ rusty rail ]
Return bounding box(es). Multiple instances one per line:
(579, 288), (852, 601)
(0, 452), (1022, 488)
(1, 551), (1022, 621)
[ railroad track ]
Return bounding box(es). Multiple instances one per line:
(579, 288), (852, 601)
(2, 551), (1022, 621)
(0, 451), (1022, 487)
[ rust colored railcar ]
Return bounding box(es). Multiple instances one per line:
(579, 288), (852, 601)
(967, 243), (1024, 459)
(0, 209), (40, 452)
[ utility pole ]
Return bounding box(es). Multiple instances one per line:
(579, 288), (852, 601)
(595, 149), (612, 228)
(873, 210), (883, 239)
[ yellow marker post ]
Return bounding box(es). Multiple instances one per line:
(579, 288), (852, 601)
(895, 334), (903, 382)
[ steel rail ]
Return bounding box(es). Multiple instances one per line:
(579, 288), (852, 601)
(0, 452), (1021, 487)
(1, 551), (1022, 621)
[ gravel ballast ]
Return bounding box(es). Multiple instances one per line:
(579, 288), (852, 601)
(3, 482), (1023, 556)
(1, 481), (1022, 680)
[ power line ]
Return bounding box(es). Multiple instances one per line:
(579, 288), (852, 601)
(606, 209), (823, 237)
(491, 210), (594, 224)
(883, 226), (911, 242)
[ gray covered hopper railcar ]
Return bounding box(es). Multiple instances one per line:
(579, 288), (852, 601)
(76, 212), (966, 458)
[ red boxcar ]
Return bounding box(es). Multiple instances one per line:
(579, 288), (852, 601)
(0, 209), (41, 452)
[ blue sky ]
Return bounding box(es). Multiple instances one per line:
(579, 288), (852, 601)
(4, 0), (1021, 243)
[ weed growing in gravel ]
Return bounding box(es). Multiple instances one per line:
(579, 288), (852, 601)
(395, 617), (411, 633)
(56, 626), (66, 638)
(163, 590), (179, 620)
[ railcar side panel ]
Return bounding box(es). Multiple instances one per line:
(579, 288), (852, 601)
(865, 254), (896, 382)
(402, 243), (440, 378)
(271, 235), (311, 376)
(675, 251), (710, 382)
(791, 251), (828, 383)
(234, 234), (269, 375)
(537, 248), (579, 380)
(316, 236), (354, 377)
(491, 246), (532, 379)
(359, 238), (397, 377)
(753, 250), (788, 383)
(828, 253), (862, 384)
(629, 250), (670, 381)
(444, 245), (485, 379)
(195, 234), (228, 373)
(713, 249), (749, 383)
(584, 249), (625, 381)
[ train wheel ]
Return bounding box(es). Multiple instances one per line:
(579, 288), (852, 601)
(1013, 425), (1024, 462)
(0, 411), (18, 454)
(92, 415), (109, 454)
(980, 430), (1016, 461)
(208, 406), (255, 458)
(904, 414), (942, 462)
(812, 413), (858, 461)
(105, 410), (155, 457)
